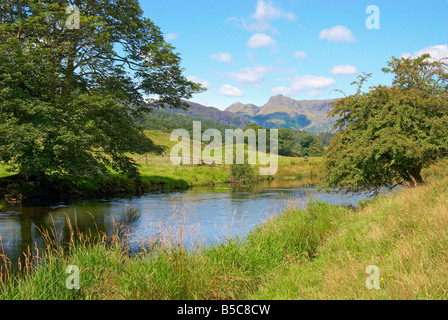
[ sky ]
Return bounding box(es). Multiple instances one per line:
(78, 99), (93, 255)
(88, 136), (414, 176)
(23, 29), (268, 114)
(142, 0), (448, 110)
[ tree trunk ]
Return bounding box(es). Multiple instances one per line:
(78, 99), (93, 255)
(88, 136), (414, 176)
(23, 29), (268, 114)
(411, 169), (424, 185)
(400, 168), (424, 187)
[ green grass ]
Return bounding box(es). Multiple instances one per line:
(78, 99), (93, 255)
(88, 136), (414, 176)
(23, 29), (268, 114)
(0, 164), (14, 178)
(1, 161), (447, 300)
(250, 175), (448, 300)
(0, 130), (324, 195)
(136, 130), (324, 188)
(0, 200), (345, 299)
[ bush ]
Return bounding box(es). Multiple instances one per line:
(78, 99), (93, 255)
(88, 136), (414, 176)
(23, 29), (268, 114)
(230, 163), (257, 185)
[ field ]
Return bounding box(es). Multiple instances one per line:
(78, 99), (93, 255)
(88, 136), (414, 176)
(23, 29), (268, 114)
(137, 130), (324, 187)
(0, 130), (324, 194)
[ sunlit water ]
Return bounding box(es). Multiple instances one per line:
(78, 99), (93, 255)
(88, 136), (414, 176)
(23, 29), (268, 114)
(0, 183), (371, 267)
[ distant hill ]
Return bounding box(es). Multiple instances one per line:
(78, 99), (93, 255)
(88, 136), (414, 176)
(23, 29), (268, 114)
(137, 105), (336, 150)
(159, 101), (252, 129)
(154, 96), (338, 133)
(226, 95), (337, 133)
(137, 109), (236, 133)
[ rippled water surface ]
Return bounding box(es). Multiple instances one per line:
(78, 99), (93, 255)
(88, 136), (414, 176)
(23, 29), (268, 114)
(0, 183), (369, 265)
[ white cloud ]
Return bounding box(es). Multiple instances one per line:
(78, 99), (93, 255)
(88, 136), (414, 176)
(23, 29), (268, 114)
(218, 84), (244, 97)
(210, 52), (234, 63)
(247, 33), (277, 49)
(292, 51), (308, 59)
(226, 66), (273, 85)
(330, 65), (358, 75)
(165, 33), (178, 41)
(272, 75), (336, 97)
(271, 86), (292, 96)
(252, 0), (296, 22)
(187, 75), (210, 89)
(307, 90), (324, 98)
(402, 44), (448, 62)
(319, 25), (355, 43)
(227, 0), (297, 33)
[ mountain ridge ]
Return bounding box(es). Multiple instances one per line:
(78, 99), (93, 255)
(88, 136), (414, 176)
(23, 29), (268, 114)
(161, 96), (338, 133)
(225, 95), (337, 133)
(158, 101), (252, 128)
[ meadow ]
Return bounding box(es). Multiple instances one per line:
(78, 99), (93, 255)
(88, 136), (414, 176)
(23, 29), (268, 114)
(0, 129), (324, 198)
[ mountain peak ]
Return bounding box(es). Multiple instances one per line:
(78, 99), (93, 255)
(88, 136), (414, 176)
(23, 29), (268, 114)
(224, 95), (337, 133)
(225, 102), (260, 116)
(267, 95), (294, 104)
(263, 94), (303, 112)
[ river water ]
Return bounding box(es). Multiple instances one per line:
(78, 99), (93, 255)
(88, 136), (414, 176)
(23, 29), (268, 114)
(0, 182), (369, 267)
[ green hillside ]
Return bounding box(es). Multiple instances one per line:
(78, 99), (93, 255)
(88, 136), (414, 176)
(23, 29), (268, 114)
(160, 101), (252, 128)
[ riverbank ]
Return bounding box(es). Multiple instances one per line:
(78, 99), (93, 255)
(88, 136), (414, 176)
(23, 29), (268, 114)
(0, 129), (324, 202)
(0, 154), (323, 203)
(1, 161), (447, 300)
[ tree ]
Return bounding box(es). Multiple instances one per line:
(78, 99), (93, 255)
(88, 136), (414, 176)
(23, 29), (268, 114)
(0, 0), (204, 181)
(230, 162), (256, 185)
(244, 124), (271, 153)
(323, 54), (448, 193)
(299, 134), (324, 157)
(277, 128), (296, 156)
(316, 132), (335, 147)
(307, 140), (325, 157)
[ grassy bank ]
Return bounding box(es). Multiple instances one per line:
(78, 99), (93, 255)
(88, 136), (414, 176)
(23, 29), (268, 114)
(1, 162), (447, 300)
(0, 130), (324, 200)
(0, 155), (322, 201)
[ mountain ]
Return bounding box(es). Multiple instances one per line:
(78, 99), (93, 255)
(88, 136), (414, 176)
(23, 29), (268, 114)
(137, 109), (236, 134)
(159, 101), (252, 128)
(226, 95), (337, 133)
(157, 96), (337, 133)
(225, 102), (260, 116)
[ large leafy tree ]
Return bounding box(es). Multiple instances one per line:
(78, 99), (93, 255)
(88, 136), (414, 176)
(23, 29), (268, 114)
(323, 54), (448, 193)
(299, 134), (324, 157)
(277, 128), (296, 156)
(0, 0), (204, 181)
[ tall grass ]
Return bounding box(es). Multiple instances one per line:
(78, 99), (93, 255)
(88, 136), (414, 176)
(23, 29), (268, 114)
(0, 199), (345, 300)
(250, 168), (448, 300)
(1, 161), (447, 300)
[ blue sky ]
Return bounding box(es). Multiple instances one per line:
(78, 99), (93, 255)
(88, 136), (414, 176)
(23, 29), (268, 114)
(142, 0), (448, 110)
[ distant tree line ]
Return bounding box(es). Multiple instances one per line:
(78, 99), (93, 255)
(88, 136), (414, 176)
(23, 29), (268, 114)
(138, 110), (334, 158)
(242, 124), (331, 157)
(136, 110), (236, 142)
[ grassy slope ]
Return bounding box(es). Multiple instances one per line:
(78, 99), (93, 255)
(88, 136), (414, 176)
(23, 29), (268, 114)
(251, 166), (448, 300)
(140, 130), (324, 187)
(0, 130), (323, 192)
(1, 162), (447, 300)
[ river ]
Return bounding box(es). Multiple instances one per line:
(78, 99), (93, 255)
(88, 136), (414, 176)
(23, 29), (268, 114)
(0, 182), (370, 269)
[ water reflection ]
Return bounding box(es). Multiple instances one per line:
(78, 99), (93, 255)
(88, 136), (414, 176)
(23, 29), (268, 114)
(0, 183), (369, 269)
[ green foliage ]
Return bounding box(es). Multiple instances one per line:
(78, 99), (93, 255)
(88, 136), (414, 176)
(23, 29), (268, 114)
(243, 125), (297, 157)
(230, 162), (257, 185)
(0, 0), (204, 180)
(315, 132), (335, 147)
(324, 54), (448, 192)
(299, 134), (325, 157)
(242, 124), (329, 157)
(277, 128), (296, 156)
(136, 109), (235, 142)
